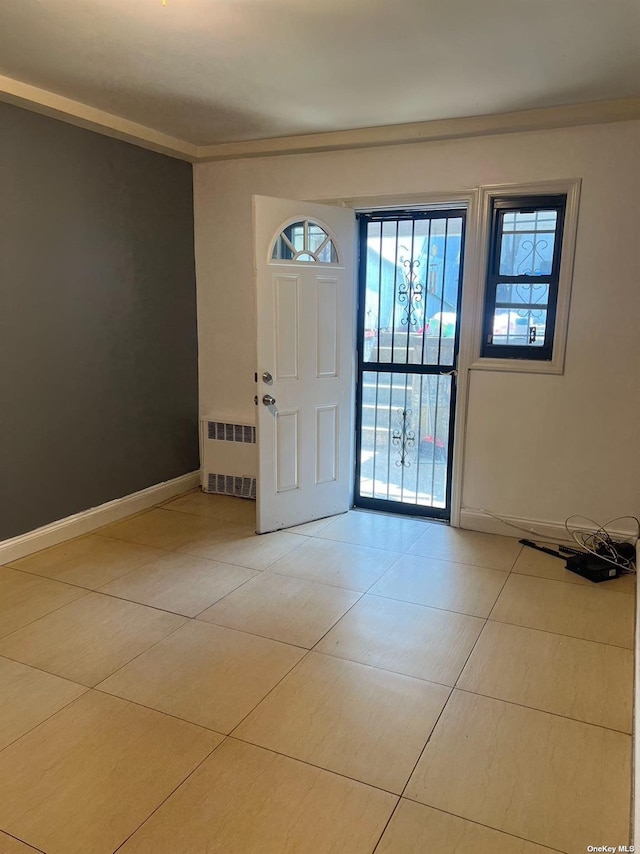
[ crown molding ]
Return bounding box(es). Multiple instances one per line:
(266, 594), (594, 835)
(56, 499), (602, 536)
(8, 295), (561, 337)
(195, 97), (640, 162)
(2, 72), (639, 164)
(0, 74), (198, 162)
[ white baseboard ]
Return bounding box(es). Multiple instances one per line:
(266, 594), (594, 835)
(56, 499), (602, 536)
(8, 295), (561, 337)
(459, 508), (571, 541)
(0, 471), (201, 564)
(459, 507), (635, 544)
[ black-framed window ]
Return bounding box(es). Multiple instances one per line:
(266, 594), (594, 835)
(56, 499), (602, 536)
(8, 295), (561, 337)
(481, 194), (566, 361)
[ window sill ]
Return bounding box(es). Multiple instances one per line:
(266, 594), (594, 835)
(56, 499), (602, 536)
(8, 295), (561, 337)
(469, 356), (564, 375)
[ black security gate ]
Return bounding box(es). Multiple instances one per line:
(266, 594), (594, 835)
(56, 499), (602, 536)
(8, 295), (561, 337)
(354, 208), (466, 520)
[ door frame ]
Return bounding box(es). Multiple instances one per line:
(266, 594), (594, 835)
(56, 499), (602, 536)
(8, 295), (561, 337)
(309, 189), (480, 528)
(354, 206), (468, 521)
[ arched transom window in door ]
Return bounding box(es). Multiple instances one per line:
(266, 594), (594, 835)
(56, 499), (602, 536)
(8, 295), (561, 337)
(271, 219), (339, 264)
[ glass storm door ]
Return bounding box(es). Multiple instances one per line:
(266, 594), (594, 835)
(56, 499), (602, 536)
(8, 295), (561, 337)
(355, 208), (466, 520)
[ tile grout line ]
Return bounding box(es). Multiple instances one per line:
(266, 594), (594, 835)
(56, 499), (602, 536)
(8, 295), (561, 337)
(5, 536), (246, 592)
(225, 734), (403, 798)
(96, 619), (311, 738)
(376, 600), (573, 851)
(95, 518), (260, 555)
(0, 680), (205, 848)
(299, 540), (513, 689)
(215, 561), (390, 777)
(0, 589), (190, 652)
(0, 608), (191, 699)
(5, 536), (321, 629)
(0, 584), (93, 644)
(390, 581), (497, 807)
(370, 797), (402, 854)
(0, 829), (47, 854)
(96, 566), (263, 622)
(225, 590), (369, 738)
(187, 616), (321, 651)
(91, 547), (256, 598)
(91, 686), (227, 737)
(395, 681), (457, 801)
(511, 568), (637, 595)
(300, 647), (457, 690)
(451, 685), (633, 736)
(75, 613), (190, 689)
(191, 562), (371, 620)
(189, 572), (272, 620)
(485, 615), (634, 651)
(398, 797), (571, 854)
(177, 530), (313, 574)
(225, 648), (314, 735)
(0, 675), (90, 757)
(111, 735), (229, 853)
(364, 589), (504, 620)
(495, 564), (636, 600)
(0, 654), (92, 691)
(261, 563), (394, 595)
(336, 516), (461, 854)
(310, 531), (428, 553)
(4, 541), (167, 580)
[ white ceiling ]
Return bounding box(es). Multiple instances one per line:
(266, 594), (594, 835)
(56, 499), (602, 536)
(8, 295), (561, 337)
(1, 0), (639, 147)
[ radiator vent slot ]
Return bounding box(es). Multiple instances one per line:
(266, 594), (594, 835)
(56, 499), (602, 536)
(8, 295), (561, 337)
(208, 421), (256, 444)
(201, 417), (257, 500)
(208, 474), (257, 500)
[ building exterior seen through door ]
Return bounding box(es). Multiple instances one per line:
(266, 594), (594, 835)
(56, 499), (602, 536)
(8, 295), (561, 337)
(355, 208), (466, 520)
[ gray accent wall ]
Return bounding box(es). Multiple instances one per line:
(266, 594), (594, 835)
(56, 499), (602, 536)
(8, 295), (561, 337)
(0, 102), (199, 540)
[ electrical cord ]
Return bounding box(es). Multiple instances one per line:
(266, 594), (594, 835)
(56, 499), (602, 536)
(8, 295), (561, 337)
(476, 509), (576, 544)
(473, 508), (638, 573)
(564, 515), (639, 573)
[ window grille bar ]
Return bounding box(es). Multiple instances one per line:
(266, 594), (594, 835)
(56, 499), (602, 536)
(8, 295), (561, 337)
(420, 216), (434, 366)
(436, 217), (450, 367)
(494, 302), (549, 309)
(429, 375), (439, 504)
(389, 220), (399, 366)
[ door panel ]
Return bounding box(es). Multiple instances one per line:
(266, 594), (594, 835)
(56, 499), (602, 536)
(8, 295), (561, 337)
(275, 410), (300, 492)
(274, 276), (299, 380)
(316, 278), (339, 378)
(315, 405), (338, 484)
(254, 196), (356, 533)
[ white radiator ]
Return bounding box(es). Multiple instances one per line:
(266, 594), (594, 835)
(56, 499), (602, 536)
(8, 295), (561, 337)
(200, 417), (257, 499)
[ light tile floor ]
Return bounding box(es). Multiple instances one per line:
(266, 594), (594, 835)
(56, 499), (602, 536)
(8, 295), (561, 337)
(0, 491), (634, 854)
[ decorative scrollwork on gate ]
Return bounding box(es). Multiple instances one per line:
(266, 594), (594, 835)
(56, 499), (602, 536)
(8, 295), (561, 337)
(516, 238), (549, 276)
(398, 259), (424, 328)
(392, 408), (415, 467)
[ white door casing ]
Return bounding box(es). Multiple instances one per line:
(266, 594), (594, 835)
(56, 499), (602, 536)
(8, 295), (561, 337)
(254, 196), (356, 533)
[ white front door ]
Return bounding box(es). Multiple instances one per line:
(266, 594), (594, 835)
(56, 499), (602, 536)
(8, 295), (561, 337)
(254, 196), (356, 533)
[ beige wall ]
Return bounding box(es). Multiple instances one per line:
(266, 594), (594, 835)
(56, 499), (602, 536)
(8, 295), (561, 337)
(194, 120), (640, 530)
